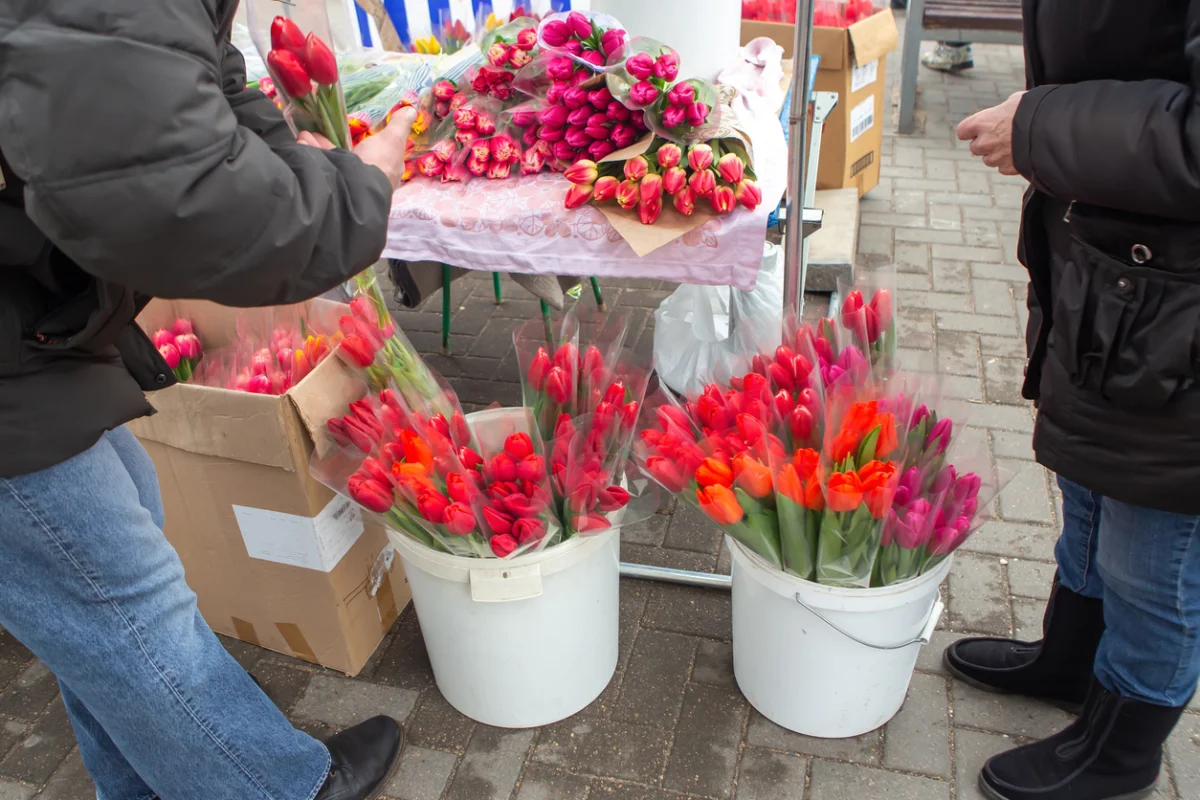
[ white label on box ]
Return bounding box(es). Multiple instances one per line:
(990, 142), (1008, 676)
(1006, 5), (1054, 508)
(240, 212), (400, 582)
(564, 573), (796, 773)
(849, 96), (875, 143)
(233, 496), (365, 573)
(851, 59), (880, 93)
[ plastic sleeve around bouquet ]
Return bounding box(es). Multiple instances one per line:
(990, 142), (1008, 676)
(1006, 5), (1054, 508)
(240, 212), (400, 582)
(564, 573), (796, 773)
(449, 109), (527, 180)
(244, 0), (352, 149)
(636, 388), (784, 569)
(342, 64), (403, 109)
(916, 450), (1015, 578)
(478, 17), (542, 78)
(513, 312), (582, 442)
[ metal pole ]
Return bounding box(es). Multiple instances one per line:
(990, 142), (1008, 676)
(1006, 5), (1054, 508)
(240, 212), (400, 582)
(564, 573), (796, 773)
(620, 562), (732, 590)
(782, 0), (816, 316)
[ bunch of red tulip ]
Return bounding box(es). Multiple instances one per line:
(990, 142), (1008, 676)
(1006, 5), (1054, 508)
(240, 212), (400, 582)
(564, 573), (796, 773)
(152, 319), (203, 383)
(740, 0), (799, 21)
(540, 11), (628, 65)
(485, 24), (539, 72)
(264, 16), (350, 149)
(813, 0), (879, 27)
(564, 140), (762, 223)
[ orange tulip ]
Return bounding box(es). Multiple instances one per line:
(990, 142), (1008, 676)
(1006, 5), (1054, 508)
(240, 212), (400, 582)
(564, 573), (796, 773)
(874, 413), (899, 460)
(826, 471), (864, 513)
(695, 457), (734, 488)
(859, 460), (897, 519)
(697, 484), (744, 525)
(775, 463), (804, 505)
(794, 448), (821, 482)
(830, 400), (880, 463)
(393, 461), (434, 493)
(732, 452), (773, 498)
(400, 429), (434, 471)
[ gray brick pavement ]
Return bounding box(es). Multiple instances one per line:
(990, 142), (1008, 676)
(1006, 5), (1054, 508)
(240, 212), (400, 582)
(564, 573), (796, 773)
(0, 23), (1194, 800)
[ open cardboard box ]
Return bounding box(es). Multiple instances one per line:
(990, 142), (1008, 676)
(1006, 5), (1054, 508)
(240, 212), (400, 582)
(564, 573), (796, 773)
(743, 9), (900, 196)
(127, 298), (410, 676)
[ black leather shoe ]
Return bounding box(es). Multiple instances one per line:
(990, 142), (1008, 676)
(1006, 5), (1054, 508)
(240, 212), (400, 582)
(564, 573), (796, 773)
(945, 576), (1104, 713)
(315, 716), (404, 800)
(980, 680), (1183, 800)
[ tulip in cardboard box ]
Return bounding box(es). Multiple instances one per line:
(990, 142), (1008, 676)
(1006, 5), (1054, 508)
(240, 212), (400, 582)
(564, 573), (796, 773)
(742, 8), (899, 196)
(127, 298), (410, 676)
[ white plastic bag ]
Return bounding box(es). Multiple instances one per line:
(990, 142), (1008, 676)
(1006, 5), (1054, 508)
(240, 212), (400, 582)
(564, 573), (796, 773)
(653, 242), (784, 397)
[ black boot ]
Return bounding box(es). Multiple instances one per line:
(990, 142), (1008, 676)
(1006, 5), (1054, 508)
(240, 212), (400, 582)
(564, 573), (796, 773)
(315, 716), (405, 800)
(979, 680), (1184, 800)
(945, 576), (1104, 712)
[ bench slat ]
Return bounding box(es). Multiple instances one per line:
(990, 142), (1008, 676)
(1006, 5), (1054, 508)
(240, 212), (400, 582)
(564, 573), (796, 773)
(924, 0), (1023, 32)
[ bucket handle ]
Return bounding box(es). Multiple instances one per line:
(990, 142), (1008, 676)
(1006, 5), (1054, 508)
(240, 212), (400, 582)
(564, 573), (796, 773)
(792, 591), (945, 651)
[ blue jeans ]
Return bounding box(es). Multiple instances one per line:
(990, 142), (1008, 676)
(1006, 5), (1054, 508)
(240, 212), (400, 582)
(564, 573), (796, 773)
(0, 428), (330, 800)
(1056, 476), (1200, 707)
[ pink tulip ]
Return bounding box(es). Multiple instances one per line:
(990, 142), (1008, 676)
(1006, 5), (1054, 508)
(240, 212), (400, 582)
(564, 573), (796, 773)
(475, 114), (496, 136)
(616, 179), (640, 209)
(735, 179), (763, 211)
(927, 418), (953, 455)
(564, 182), (594, 209)
(521, 146), (547, 175)
(467, 154), (489, 176)
(567, 11), (592, 39)
(607, 101), (631, 122)
(687, 102), (712, 127)
(487, 42), (511, 67)
(667, 82), (695, 107)
(581, 50), (605, 67)
(710, 184), (736, 213)
(517, 27), (539, 50)
(611, 124), (637, 149)
(523, 126), (540, 148)
(565, 159), (599, 185)
(539, 124), (566, 142)
(553, 140), (579, 162)
(491, 134), (520, 164)
(538, 103), (569, 128)
(589, 140), (617, 160)
(656, 142), (682, 169)
(629, 81), (659, 106)
(564, 39), (584, 56)
(601, 28), (627, 58)
(566, 107), (590, 129)
(565, 127), (591, 148)
(564, 86), (589, 110)
(172, 318), (193, 336)
(159, 343), (180, 369)
(585, 124), (610, 141)
(541, 19), (570, 47)
(673, 186), (696, 215)
(511, 107), (538, 128)
(152, 329), (175, 349)
(626, 52), (654, 80)
(588, 87), (613, 108)
(546, 56), (575, 81)
(624, 155), (649, 181)
(661, 105), (686, 129)
(487, 160), (512, 180)
(653, 50), (680, 81)
(638, 195), (662, 225)
(175, 333), (202, 360)
(641, 173), (664, 203)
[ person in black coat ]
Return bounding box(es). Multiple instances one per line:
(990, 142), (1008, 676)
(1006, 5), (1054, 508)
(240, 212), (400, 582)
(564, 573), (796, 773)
(948, 2), (1200, 799)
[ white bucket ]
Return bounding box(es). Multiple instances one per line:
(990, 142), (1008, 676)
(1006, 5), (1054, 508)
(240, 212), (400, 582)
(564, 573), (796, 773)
(387, 408), (620, 728)
(729, 537), (950, 738)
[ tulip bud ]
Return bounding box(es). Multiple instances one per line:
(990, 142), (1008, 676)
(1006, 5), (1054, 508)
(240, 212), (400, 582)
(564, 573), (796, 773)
(629, 80), (659, 106)
(516, 27), (539, 51)
(616, 179), (640, 209)
(594, 175), (620, 201)
(565, 127), (592, 148)
(662, 105), (687, 129)
(601, 28), (627, 58)
(152, 329), (175, 349)
(541, 19), (570, 47)
(638, 196), (662, 225)
(688, 168), (716, 197)
(589, 140), (617, 161)
(564, 182), (594, 209)
(159, 343), (181, 370)
(640, 173), (664, 203)
(624, 155), (649, 181)
(487, 42), (510, 67)
(667, 82), (696, 108)
(661, 166), (687, 195)
(565, 159), (599, 185)
(487, 160), (512, 180)
(870, 289), (894, 332)
(653, 50), (680, 81)
(567, 10), (593, 39)
(686, 101), (712, 127)
(607, 101), (631, 122)
(656, 143), (683, 169)
(610, 124), (637, 149)
(735, 179), (763, 211)
(687, 144), (714, 171)
(546, 367), (573, 404)
(553, 140), (579, 162)
(564, 86), (589, 110)
(673, 186), (696, 216)
(625, 52), (655, 80)
(490, 533), (519, 558)
(267, 49), (312, 98)
(717, 153), (746, 184)
(302, 33), (339, 86)
(710, 184), (737, 214)
(176, 333), (202, 360)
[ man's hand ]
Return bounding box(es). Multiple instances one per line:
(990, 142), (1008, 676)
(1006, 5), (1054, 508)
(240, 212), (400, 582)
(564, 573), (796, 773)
(297, 107), (419, 189)
(956, 91), (1025, 176)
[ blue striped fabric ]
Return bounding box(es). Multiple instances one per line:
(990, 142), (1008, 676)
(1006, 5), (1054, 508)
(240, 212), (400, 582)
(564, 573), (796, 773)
(384, 0), (411, 44)
(355, 3), (374, 46)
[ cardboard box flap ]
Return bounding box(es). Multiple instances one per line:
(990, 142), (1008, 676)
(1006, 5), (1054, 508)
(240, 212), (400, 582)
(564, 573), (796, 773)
(848, 9), (899, 67)
(288, 355), (369, 460)
(811, 25), (846, 71)
(129, 385), (297, 470)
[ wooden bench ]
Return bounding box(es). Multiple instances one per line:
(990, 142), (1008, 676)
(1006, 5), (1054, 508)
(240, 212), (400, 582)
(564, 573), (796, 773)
(897, 0), (1024, 134)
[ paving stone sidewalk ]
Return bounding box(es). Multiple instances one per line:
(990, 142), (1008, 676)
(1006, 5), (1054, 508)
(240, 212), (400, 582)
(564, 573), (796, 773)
(2, 26), (1199, 800)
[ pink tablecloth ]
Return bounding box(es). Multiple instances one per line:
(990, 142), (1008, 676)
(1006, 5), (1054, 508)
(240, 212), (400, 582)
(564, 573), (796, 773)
(383, 172), (771, 291)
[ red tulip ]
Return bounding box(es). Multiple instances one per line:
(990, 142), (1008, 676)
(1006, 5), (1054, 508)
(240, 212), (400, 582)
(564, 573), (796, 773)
(517, 455), (547, 484)
(616, 179), (640, 209)
(267, 49), (311, 98)
(502, 492), (543, 518)
(450, 413), (471, 448)
(447, 473), (474, 505)
(640, 173), (664, 203)
(546, 367), (572, 405)
(513, 517), (546, 545)
(565, 159), (599, 186)
(517, 27), (539, 51)
(553, 342), (579, 371)
(662, 166), (688, 196)
(869, 289), (894, 333)
(688, 144), (714, 171)
(347, 475), (393, 514)
(593, 175), (620, 202)
(710, 184), (737, 214)
(490, 533), (519, 558)
(565, 182), (594, 209)
(528, 347), (551, 390)
(303, 34), (338, 85)
(638, 196), (662, 225)
(697, 484), (743, 525)
(490, 453), (518, 482)
(483, 505), (515, 536)
(841, 290), (864, 330)
(735, 179), (763, 211)
(597, 485), (631, 512)
(270, 16), (306, 56)
(417, 490), (451, 524)
(646, 456), (686, 492)
(505, 433), (535, 460)
(443, 503), (476, 536)
(788, 406), (815, 441)
(572, 514), (611, 533)
(339, 335), (375, 368)
(458, 446), (484, 472)
(624, 156), (649, 182)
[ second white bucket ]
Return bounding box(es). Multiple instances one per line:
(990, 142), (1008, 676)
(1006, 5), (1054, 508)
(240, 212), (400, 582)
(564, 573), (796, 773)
(387, 408), (620, 729)
(729, 537), (950, 738)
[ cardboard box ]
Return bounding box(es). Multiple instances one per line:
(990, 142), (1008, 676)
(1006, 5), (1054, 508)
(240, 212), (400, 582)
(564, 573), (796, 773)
(743, 10), (899, 196)
(128, 299), (410, 676)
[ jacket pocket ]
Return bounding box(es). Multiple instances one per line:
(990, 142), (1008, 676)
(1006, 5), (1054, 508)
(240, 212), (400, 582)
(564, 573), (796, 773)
(1051, 234), (1200, 410)
(24, 280), (135, 356)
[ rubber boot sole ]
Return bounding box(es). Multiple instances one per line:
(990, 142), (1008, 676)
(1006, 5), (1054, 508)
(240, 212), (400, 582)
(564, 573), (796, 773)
(923, 60), (975, 72)
(943, 649), (1085, 716)
(979, 772), (1157, 800)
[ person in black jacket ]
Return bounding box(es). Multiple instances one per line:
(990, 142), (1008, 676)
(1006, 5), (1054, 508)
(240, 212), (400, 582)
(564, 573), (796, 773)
(944, 2), (1200, 799)
(0, 1), (415, 798)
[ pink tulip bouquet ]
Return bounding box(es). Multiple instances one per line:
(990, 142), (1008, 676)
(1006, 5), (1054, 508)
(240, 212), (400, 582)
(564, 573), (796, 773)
(151, 319), (204, 383)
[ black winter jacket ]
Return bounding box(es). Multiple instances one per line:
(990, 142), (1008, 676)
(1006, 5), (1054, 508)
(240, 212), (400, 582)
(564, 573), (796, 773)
(1014, 0), (1200, 513)
(0, 0), (393, 477)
